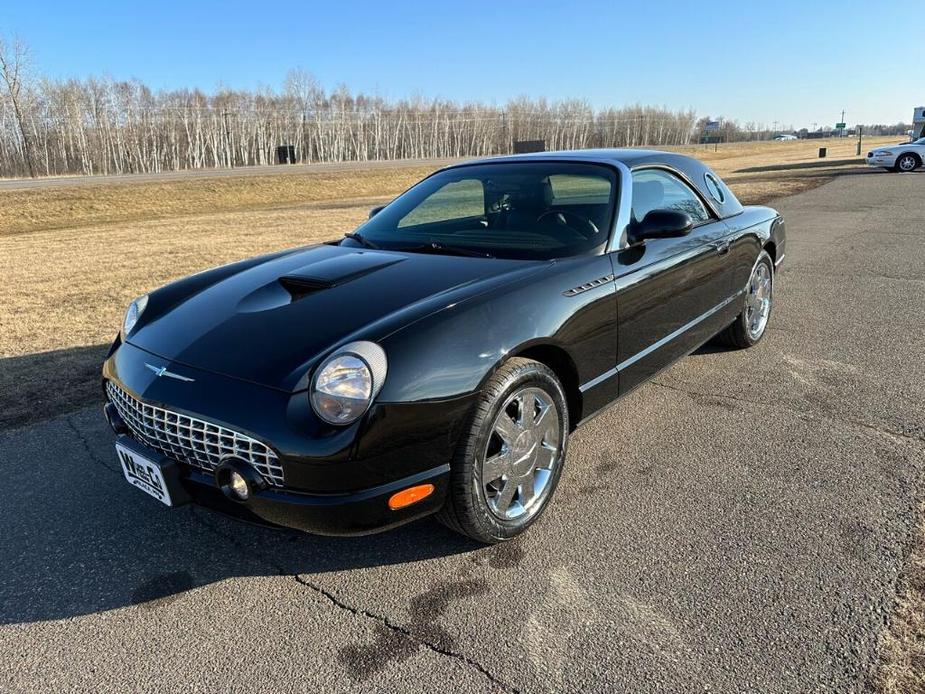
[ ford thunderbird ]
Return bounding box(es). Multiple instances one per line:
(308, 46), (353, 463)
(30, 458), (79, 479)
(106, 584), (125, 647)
(102, 149), (785, 543)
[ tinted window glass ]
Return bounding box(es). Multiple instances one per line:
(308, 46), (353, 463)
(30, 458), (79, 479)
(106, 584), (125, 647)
(399, 179), (484, 228)
(631, 169), (710, 224)
(358, 162), (617, 260)
(548, 174), (611, 205)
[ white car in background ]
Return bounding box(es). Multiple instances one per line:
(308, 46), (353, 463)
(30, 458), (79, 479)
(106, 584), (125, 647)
(866, 137), (925, 172)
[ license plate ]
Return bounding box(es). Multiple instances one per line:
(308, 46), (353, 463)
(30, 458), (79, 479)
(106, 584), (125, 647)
(116, 442), (173, 506)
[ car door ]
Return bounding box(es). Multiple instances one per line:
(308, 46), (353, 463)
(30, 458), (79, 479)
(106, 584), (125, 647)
(613, 167), (733, 394)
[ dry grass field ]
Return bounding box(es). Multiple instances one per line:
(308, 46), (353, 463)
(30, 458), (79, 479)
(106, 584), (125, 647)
(0, 136), (898, 432)
(0, 135), (899, 431)
(0, 134), (919, 690)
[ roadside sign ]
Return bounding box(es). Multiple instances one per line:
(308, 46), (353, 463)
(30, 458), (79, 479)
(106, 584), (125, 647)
(705, 121), (720, 131)
(835, 122), (846, 129)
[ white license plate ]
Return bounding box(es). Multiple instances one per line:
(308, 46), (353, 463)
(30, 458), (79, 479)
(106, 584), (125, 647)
(116, 442), (173, 506)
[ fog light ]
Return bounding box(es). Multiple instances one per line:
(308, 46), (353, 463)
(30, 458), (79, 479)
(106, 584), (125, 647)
(215, 457), (265, 502)
(228, 471), (250, 500)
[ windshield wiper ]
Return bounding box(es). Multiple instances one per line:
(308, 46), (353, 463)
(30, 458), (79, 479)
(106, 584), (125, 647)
(343, 232), (380, 249)
(396, 241), (494, 259)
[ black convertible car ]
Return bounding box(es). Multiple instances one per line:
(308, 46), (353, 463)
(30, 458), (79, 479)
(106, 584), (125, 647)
(103, 149), (784, 543)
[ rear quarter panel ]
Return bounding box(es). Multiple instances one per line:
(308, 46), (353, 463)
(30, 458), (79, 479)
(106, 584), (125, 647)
(723, 205), (785, 290)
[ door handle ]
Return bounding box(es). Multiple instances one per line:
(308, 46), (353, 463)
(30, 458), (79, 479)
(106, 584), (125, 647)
(712, 240), (731, 255)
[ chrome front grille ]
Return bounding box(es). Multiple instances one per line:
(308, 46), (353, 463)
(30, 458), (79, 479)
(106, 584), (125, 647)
(106, 381), (284, 486)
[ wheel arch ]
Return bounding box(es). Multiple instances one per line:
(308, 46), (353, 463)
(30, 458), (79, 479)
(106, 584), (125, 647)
(763, 240), (778, 265)
(510, 343), (583, 430)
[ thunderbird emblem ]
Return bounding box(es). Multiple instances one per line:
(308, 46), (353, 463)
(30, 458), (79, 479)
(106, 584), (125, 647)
(144, 363), (195, 382)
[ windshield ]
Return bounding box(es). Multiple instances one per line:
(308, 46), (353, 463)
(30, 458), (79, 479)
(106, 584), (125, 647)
(351, 162), (618, 260)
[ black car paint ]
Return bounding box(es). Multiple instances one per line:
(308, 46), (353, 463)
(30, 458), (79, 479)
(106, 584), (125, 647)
(102, 149), (784, 535)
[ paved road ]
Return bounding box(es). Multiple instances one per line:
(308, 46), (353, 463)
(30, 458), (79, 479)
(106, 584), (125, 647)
(0, 157), (461, 191)
(2, 171), (924, 693)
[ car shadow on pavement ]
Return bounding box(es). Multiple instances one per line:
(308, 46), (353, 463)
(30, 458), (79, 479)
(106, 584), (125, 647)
(0, 405), (481, 626)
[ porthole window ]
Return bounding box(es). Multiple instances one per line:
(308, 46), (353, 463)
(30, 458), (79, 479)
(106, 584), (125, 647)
(704, 172), (726, 204)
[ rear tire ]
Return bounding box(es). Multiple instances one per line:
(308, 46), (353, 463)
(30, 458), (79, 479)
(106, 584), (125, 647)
(437, 358), (568, 544)
(716, 250), (774, 349)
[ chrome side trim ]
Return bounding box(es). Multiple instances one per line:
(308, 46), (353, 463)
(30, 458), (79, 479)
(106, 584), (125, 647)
(578, 290), (744, 393)
(578, 365), (619, 393)
(774, 253), (785, 267)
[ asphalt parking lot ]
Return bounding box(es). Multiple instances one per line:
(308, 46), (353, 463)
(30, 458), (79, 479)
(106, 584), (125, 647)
(1, 171), (924, 693)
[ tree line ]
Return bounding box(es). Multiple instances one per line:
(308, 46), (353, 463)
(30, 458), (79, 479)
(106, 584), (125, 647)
(0, 70), (699, 178)
(0, 37), (704, 178)
(2, 35), (904, 180)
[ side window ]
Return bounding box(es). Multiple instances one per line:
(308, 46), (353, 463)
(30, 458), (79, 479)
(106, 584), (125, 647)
(703, 172), (726, 204)
(398, 179), (484, 228)
(631, 169), (710, 225)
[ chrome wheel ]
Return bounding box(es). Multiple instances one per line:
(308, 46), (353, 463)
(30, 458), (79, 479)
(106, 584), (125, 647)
(898, 154), (918, 172)
(745, 261), (772, 340)
(481, 386), (562, 521)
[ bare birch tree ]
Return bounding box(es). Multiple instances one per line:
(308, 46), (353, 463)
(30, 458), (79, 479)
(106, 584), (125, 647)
(0, 33), (36, 177)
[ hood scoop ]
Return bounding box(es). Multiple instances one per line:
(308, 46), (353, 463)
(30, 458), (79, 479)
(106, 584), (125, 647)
(279, 251), (404, 300)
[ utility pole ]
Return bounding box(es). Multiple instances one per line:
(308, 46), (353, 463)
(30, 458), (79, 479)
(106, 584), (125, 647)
(222, 109), (234, 168)
(840, 109), (846, 137)
(856, 124), (863, 156)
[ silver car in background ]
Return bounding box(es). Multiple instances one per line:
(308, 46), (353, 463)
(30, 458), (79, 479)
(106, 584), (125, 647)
(866, 137), (925, 172)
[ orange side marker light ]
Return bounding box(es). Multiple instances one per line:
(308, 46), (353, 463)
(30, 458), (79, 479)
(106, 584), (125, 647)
(388, 484), (435, 510)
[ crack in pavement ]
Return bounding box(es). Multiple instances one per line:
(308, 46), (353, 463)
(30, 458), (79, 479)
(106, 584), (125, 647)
(649, 380), (925, 446)
(186, 506), (290, 574)
(187, 507), (518, 691)
(293, 574), (520, 694)
(66, 415), (120, 476)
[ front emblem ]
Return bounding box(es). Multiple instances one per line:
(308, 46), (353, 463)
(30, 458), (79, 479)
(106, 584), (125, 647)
(144, 363), (195, 382)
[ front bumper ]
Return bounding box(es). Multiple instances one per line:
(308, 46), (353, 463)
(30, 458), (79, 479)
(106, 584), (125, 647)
(103, 340), (474, 535)
(866, 154), (896, 167)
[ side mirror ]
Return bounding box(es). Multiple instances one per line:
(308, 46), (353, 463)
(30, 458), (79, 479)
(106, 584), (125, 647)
(628, 209), (693, 244)
(368, 205), (385, 219)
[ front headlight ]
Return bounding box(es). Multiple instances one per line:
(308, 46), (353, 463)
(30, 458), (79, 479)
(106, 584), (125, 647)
(310, 341), (387, 425)
(873, 150), (892, 157)
(123, 294), (148, 335)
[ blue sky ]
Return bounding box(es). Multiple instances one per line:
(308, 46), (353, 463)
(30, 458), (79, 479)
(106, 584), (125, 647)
(0, 1), (916, 127)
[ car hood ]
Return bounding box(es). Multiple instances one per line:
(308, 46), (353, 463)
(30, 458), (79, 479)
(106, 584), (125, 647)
(873, 143), (916, 153)
(129, 243), (540, 391)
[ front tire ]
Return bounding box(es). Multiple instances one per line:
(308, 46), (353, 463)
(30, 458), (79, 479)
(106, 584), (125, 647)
(716, 250), (774, 349)
(437, 358), (568, 543)
(894, 153), (920, 172)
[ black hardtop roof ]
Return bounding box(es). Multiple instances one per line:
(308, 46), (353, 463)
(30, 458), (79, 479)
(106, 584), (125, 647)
(463, 148), (700, 169)
(447, 148), (746, 219)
